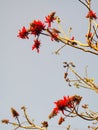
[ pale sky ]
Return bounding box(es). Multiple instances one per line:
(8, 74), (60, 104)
(0, 0), (98, 130)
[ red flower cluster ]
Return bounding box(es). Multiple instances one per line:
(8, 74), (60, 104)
(86, 10), (97, 19)
(54, 96), (74, 114)
(49, 95), (82, 119)
(45, 12), (56, 27)
(17, 26), (29, 39)
(48, 95), (82, 125)
(17, 20), (45, 52)
(32, 39), (41, 53)
(30, 20), (45, 36)
(17, 12), (59, 53)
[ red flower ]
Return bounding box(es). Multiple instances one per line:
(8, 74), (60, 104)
(45, 12), (56, 27)
(53, 96), (76, 114)
(17, 26), (29, 39)
(32, 39), (41, 53)
(86, 10), (97, 19)
(30, 20), (45, 36)
(54, 97), (68, 114)
(54, 99), (66, 112)
(50, 95), (82, 118)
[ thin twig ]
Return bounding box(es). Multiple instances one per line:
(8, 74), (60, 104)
(78, 0), (90, 10)
(74, 108), (95, 121)
(21, 107), (33, 125)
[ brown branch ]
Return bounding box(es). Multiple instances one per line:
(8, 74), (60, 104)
(74, 108), (96, 121)
(21, 106), (33, 125)
(58, 36), (98, 55)
(78, 0), (90, 10)
(93, 26), (98, 38)
(65, 65), (98, 93)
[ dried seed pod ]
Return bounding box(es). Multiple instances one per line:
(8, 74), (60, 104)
(41, 121), (48, 127)
(2, 119), (9, 124)
(64, 72), (68, 79)
(58, 117), (65, 125)
(11, 108), (19, 118)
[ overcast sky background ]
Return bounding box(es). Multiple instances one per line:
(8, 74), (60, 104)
(0, 0), (98, 130)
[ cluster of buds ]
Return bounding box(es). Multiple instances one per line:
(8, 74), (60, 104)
(63, 62), (76, 87)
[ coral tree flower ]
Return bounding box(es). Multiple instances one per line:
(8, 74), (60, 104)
(17, 26), (29, 39)
(86, 10), (97, 19)
(51, 95), (82, 116)
(45, 12), (56, 27)
(49, 95), (82, 120)
(53, 96), (73, 114)
(32, 39), (41, 53)
(30, 20), (45, 36)
(54, 98), (67, 113)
